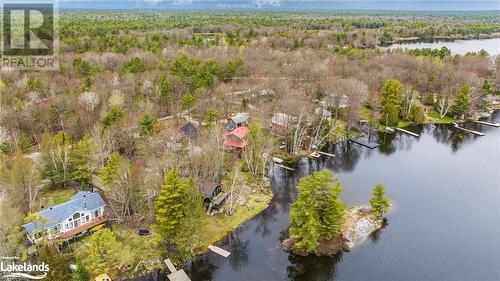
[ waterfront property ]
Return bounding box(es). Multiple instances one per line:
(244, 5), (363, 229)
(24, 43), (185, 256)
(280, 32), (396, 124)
(23, 191), (107, 242)
(197, 180), (227, 212)
(226, 112), (250, 130)
(222, 126), (249, 150)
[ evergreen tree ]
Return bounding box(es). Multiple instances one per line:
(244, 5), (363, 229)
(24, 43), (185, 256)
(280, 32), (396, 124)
(380, 79), (404, 126)
(36, 244), (72, 281)
(98, 152), (120, 187)
(289, 170), (345, 254)
(70, 135), (93, 188)
(154, 169), (206, 261)
(138, 113), (157, 137)
(203, 108), (219, 128)
(84, 229), (123, 275)
(72, 260), (90, 281)
(180, 93), (196, 112)
(451, 85), (471, 117)
(101, 106), (124, 128)
(369, 183), (391, 218)
(155, 169), (188, 238)
(157, 74), (170, 100)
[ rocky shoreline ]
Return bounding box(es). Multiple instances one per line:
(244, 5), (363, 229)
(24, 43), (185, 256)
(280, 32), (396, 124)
(282, 206), (385, 255)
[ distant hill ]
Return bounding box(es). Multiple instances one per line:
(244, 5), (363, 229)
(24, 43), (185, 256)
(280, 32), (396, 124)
(58, 0), (500, 11)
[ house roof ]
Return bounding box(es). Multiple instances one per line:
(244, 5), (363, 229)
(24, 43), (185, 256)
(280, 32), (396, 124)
(196, 179), (221, 198)
(271, 113), (299, 127)
(222, 126), (249, 140)
(229, 113), (250, 124)
(223, 139), (247, 149)
(179, 122), (198, 139)
(23, 192), (106, 235)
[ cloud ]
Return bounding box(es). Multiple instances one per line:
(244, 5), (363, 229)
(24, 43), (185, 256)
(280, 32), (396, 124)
(255, 0), (281, 8)
(173, 0), (193, 5)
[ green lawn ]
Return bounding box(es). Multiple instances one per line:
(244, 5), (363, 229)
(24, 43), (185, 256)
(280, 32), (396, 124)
(360, 106), (414, 130)
(204, 191), (272, 245)
(427, 111), (456, 123)
(38, 188), (76, 210)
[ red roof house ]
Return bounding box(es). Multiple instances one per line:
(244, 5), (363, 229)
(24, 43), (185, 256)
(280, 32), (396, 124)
(222, 126), (249, 150)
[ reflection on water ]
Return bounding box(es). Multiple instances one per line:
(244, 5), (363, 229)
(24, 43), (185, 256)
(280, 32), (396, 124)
(133, 112), (500, 281)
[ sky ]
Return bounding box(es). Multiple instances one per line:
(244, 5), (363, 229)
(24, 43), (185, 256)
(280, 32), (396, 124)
(7, 0), (500, 11)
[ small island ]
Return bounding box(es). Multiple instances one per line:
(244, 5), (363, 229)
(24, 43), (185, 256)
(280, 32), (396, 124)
(282, 171), (391, 256)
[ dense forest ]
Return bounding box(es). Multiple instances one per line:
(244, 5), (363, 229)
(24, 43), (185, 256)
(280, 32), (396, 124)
(0, 11), (499, 280)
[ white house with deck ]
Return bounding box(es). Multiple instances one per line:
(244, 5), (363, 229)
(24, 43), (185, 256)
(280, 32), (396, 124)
(23, 191), (107, 242)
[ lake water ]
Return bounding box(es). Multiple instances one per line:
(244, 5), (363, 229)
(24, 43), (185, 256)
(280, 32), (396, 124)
(382, 38), (500, 56)
(135, 112), (500, 281)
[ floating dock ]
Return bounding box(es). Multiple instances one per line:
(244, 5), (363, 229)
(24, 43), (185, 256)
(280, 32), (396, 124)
(348, 138), (380, 149)
(475, 120), (500, 127)
(208, 245), (231, 257)
(453, 124), (485, 136)
(396, 128), (420, 137)
(318, 151), (335, 157)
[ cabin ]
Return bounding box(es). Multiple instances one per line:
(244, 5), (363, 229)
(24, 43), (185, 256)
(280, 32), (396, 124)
(222, 126), (249, 150)
(23, 191), (107, 243)
(197, 180), (227, 211)
(226, 112), (250, 130)
(178, 122), (198, 140)
(271, 112), (299, 135)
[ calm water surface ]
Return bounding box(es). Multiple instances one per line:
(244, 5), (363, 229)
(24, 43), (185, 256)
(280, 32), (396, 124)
(138, 112), (500, 281)
(383, 38), (500, 56)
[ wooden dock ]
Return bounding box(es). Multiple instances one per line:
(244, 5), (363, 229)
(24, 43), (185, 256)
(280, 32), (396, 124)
(348, 138), (380, 149)
(396, 128), (420, 137)
(164, 259), (177, 273)
(167, 270), (191, 281)
(272, 157), (283, 164)
(318, 151), (335, 157)
(276, 164), (295, 171)
(454, 124), (485, 136)
(475, 120), (500, 127)
(164, 259), (192, 281)
(208, 245), (231, 257)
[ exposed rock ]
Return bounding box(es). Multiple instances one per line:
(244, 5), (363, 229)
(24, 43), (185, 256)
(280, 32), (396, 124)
(282, 205), (386, 255)
(282, 237), (294, 251)
(341, 206), (383, 250)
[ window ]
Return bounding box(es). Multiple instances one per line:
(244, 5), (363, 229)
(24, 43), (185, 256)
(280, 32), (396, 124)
(73, 213), (80, 219)
(86, 215), (90, 222)
(95, 210), (99, 217)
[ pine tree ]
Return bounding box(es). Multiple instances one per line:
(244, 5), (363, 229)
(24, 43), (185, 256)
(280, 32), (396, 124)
(84, 229), (122, 275)
(380, 79), (404, 126)
(70, 135), (93, 188)
(451, 85), (471, 117)
(289, 170), (345, 254)
(72, 261), (90, 281)
(370, 183), (391, 218)
(36, 244), (72, 281)
(155, 169), (188, 238)
(98, 152), (120, 187)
